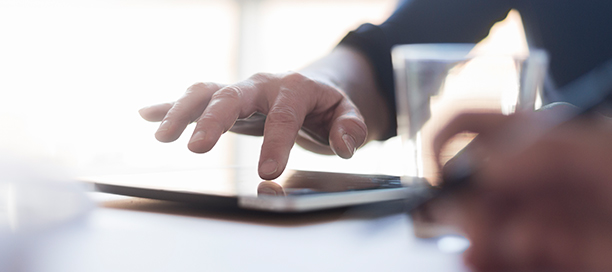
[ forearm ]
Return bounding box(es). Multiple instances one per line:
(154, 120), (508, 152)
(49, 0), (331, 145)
(299, 45), (393, 143)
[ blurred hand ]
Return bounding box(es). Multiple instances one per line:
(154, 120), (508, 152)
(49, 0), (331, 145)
(433, 107), (612, 271)
(139, 71), (367, 180)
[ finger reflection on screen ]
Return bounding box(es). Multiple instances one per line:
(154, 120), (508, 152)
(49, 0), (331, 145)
(257, 181), (286, 196)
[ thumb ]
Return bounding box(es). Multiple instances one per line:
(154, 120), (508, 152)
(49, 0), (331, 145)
(328, 100), (367, 159)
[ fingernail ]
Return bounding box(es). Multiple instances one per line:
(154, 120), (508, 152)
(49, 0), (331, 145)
(190, 131), (206, 144)
(260, 159), (278, 176)
(342, 134), (356, 157)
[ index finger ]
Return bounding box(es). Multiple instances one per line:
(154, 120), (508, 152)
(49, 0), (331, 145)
(258, 91), (310, 180)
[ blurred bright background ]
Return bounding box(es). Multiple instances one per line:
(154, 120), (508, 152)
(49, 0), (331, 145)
(1, 0), (528, 178)
(0, 0), (401, 176)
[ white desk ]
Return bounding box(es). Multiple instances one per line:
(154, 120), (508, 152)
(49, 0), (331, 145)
(19, 193), (468, 272)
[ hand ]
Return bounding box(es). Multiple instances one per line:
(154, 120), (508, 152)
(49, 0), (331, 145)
(433, 107), (612, 271)
(138, 71), (367, 180)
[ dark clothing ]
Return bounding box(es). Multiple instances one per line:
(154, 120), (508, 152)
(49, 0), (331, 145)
(340, 0), (612, 139)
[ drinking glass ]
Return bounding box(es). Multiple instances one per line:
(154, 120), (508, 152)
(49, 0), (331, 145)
(392, 43), (548, 185)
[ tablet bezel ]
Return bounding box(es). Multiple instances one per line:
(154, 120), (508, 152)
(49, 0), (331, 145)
(80, 168), (431, 213)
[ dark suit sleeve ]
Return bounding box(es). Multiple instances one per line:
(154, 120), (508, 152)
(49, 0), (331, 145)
(340, 0), (512, 139)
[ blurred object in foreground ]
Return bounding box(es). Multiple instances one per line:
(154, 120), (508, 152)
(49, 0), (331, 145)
(393, 43), (548, 186)
(0, 153), (93, 272)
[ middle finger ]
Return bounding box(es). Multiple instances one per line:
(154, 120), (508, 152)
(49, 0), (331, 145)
(188, 82), (261, 153)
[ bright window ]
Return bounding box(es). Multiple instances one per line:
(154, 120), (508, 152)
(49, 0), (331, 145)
(0, 0), (398, 175)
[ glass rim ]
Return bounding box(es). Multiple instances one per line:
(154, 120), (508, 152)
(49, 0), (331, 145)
(391, 43), (548, 61)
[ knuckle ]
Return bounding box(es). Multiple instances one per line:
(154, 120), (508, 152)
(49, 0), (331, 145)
(212, 85), (243, 102)
(186, 82), (221, 94)
(277, 72), (315, 98)
(250, 72), (275, 82)
(282, 71), (312, 87)
(280, 72), (329, 101)
(187, 82), (207, 93)
(189, 82), (207, 89)
(276, 86), (301, 102)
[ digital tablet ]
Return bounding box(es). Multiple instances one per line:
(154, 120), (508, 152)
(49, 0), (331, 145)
(79, 167), (432, 213)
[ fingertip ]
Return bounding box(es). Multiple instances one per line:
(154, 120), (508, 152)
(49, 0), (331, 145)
(258, 158), (283, 180)
(155, 119), (188, 143)
(139, 106), (157, 122)
(138, 106), (149, 118)
(329, 116), (367, 159)
(155, 133), (177, 143)
(187, 142), (213, 154)
(187, 130), (216, 154)
(139, 103), (173, 122)
(153, 120), (171, 142)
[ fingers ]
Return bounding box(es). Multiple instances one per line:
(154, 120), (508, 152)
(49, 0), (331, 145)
(143, 71), (367, 181)
(255, 72), (364, 179)
(188, 83), (260, 153)
(139, 102), (173, 122)
(155, 83), (224, 143)
(258, 101), (366, 179)
(328, 100), (367, 159)
(258, 95), (308, 180)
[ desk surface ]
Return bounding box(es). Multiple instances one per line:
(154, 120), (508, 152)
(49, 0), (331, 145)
(20, 193), (468, 272)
